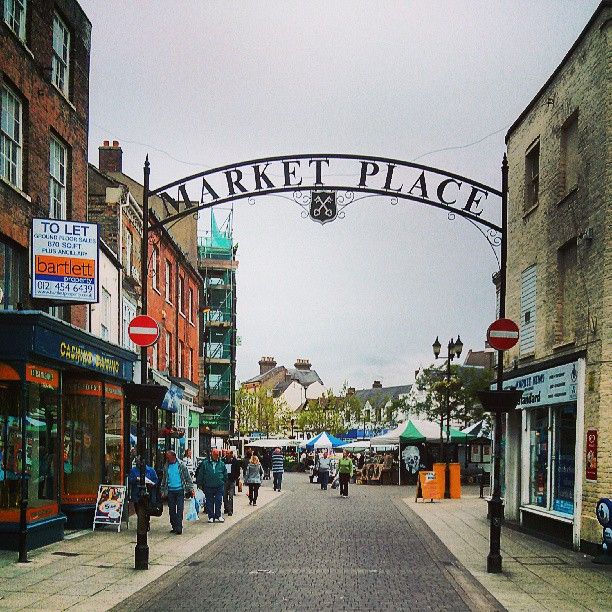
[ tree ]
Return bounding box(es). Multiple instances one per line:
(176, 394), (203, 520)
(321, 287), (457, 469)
(296, 386), (350, 436)
(235, 386), (291, 437)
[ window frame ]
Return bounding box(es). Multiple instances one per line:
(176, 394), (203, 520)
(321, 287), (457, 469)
(52, 12), (70, 98)
(49, 135), (68, 219)
(178, 274), (184, 314)
(188, 286), (194, 323)
(164, 260), (172, 304)
(1, 83), (23, 190)
(560, 112), (579, 196)
(3, 0), (27, 42)
(151, 247), (159, 292)
(524, 139), (540, 212)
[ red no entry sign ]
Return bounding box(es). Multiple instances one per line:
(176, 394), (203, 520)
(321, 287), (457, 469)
(128, 315), (160, 347)
(487, 318), (519, 351)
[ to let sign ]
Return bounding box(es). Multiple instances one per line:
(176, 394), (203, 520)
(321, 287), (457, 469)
(128, 315), (160, 347)
(31, 218), (99, 303)
(585, 429), (597, 482)
(487, 318), (519, 351)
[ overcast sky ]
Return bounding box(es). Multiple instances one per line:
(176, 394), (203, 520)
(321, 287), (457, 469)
(80, 0), (598, 390)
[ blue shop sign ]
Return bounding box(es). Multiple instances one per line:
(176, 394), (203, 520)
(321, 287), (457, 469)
(498, 361), (578, 409)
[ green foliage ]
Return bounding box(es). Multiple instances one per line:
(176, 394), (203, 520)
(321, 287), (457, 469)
(411, 364), (493, 428)
(296, 385), (351, 436)
(235, 386), (291, 436)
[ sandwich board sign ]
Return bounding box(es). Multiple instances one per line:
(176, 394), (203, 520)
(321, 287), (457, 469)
(93, 485), (126, 532)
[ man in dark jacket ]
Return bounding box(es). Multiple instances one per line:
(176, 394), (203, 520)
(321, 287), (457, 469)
(223, 449), (241, 516)
(196, 448), (227, 523)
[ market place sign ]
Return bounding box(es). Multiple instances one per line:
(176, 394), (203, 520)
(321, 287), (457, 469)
(152, 154), (503, 241)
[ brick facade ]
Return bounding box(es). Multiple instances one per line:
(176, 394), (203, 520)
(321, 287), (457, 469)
(504, 3), (611, 548)
(1, 0), (90, 328)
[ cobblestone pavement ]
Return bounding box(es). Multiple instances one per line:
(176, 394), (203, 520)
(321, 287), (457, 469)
(118, 474), (502, 612)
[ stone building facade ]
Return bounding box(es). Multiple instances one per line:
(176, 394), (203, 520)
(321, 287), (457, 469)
(503, 1), (610, 551)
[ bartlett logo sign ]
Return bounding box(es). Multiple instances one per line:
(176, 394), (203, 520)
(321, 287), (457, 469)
(31, 219), (99, 303)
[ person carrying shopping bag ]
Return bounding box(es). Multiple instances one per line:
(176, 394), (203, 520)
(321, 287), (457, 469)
(244, 454), (264, 506)
(196, 448), (227, 523)
(160, 450), (194, 535)
(337, 449), (354, 497)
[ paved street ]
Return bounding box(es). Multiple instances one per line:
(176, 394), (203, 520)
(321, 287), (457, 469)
(118, 473), (501, 612)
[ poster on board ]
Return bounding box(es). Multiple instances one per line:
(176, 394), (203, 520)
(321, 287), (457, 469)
(93, 485), (126, 532)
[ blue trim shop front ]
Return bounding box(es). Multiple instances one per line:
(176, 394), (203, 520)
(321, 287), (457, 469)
(0, 311), (136, 550)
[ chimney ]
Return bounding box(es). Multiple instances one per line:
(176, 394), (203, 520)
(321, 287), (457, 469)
(259, 356), (277, 375)
(294, 358), (311, 371)
(99, 140), (123, 173)
(372, 380), (382, 389)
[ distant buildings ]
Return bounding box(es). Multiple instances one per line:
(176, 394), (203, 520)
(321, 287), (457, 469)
(502, 1), (610, 552)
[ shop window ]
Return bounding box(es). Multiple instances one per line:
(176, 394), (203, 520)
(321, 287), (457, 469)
(528, 403), (576, 516)
(524, 140), (540, 212)
(529, 407), (548, 508)
(4, 0), (27, 42)
(104, 385), (123, 485)
(0, 365), (59, 518)
(553, 405), (576, 515)
(63, 381), (102, 501)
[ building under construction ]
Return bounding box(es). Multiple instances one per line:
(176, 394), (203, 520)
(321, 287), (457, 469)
(198, 211), (238, 446)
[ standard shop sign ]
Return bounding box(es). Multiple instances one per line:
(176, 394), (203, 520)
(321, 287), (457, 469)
(31, 218), (99, 303)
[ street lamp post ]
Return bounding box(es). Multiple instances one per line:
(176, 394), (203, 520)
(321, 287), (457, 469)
(432, 334), (463, 499)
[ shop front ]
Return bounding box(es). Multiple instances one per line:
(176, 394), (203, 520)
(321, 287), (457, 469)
(0, 311), (136, 549)
(503, 357), (584, 547)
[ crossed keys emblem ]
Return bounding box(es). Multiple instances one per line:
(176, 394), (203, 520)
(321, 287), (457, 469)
(309, 191), (337, 225)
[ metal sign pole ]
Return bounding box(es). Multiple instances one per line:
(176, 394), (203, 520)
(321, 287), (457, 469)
(135, 156), (151, 570)
(487, 154), (509, 574)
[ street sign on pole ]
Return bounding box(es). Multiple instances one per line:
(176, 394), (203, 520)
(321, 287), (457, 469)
(128, 315), (160, 347)
(487, 318), (519, 351)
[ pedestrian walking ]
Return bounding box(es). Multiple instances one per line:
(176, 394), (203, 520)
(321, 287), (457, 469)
(223, 449), (241, 516)
(337, 449), (354, 497)
(196, 448), (227, 523)
(160, 450), (194, 535)
(244, 454), (264, 506)
(318, 451), (331, 490)
(271, 447), (284, 491)
(262, 450), (272, 480)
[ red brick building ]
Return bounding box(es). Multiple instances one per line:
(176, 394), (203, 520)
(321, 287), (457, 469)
(1, 0), (91, 327)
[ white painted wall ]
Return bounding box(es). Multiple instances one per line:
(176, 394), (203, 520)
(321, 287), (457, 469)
(89, 248), (120, 344)
(305, 381), (325, 400)
(281, 380), (306, 411)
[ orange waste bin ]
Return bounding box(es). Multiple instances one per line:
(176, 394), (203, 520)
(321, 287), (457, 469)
(433, 462), (446, 496)
(449, 463), (461, 499)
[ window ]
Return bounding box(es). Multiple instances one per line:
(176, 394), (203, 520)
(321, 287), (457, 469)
(178, 340), (184, 377)
(100, 287), (111, 340)
(123, 229), (132, 275)
(520, 265), (536, 355)
(524, 140), (540, 211)
(165, 330), (171, 372)
(0, 238), (25, 310)
(556, 240), (577, 343)
(528, 404), (576, 516)
(151, 247), (159, 291)
(3, 0), (27, 41)
(49, 136), (67, 219)
(178, 275), (184, 313)
(1, 84), (23, 189)
(188, 287), (194, 323)
(165, 260), (172, 303)
(560, 113), (579, 195)
(122, 298), (136, 351)
(52, 13), (70, 96)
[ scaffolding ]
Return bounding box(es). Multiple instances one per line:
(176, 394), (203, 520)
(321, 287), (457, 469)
(198, 210), (237, 435)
